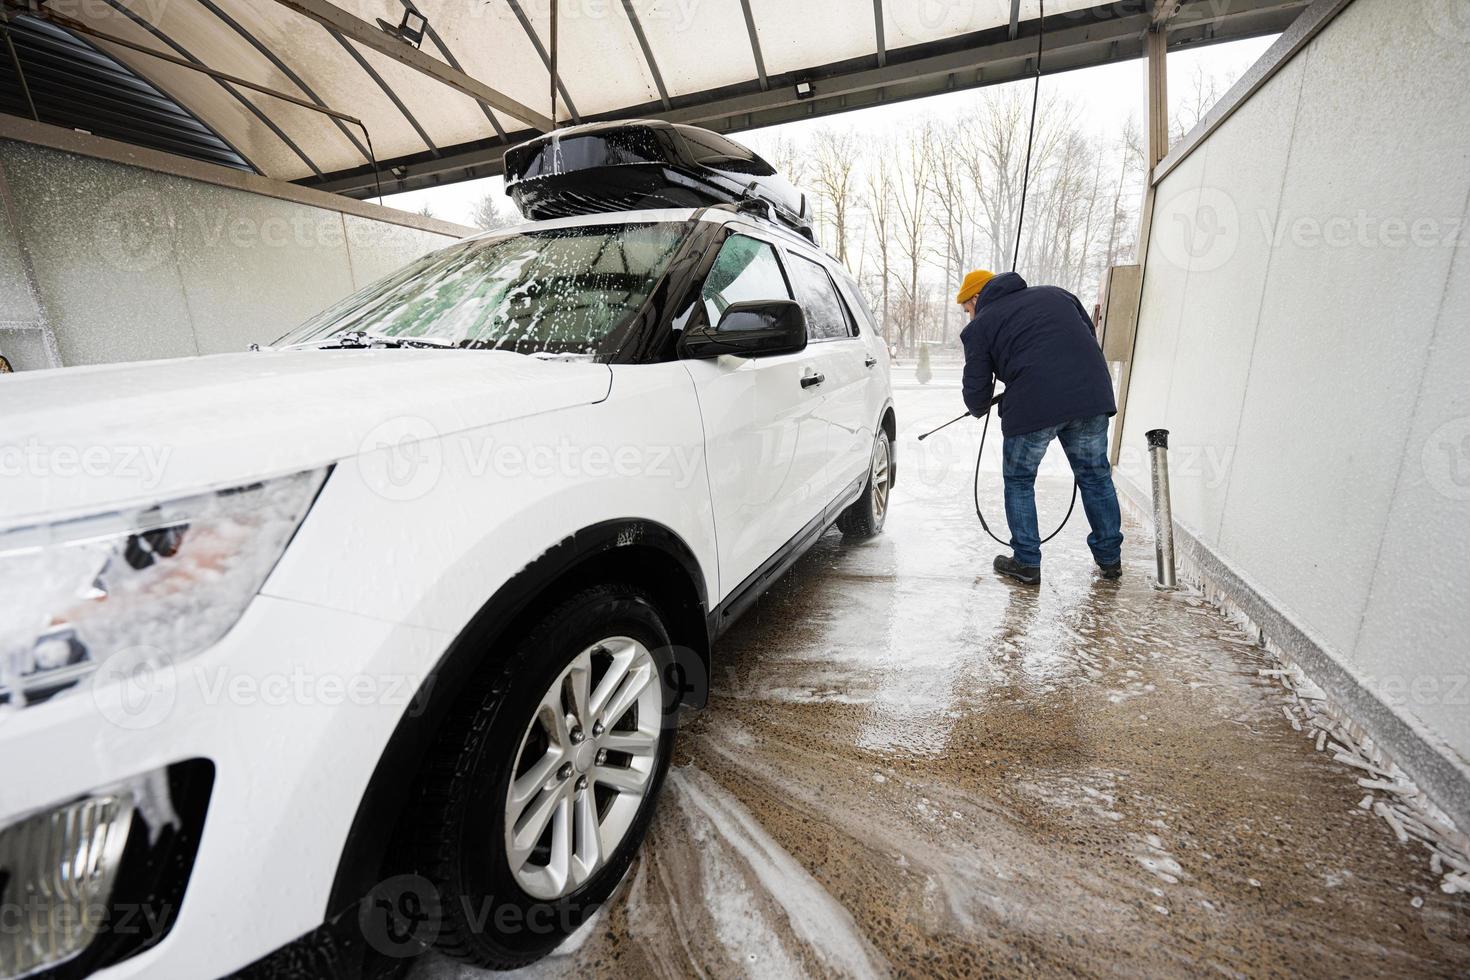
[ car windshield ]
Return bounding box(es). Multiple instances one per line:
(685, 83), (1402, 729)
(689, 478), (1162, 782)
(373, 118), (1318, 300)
(276, 222), (688, 356)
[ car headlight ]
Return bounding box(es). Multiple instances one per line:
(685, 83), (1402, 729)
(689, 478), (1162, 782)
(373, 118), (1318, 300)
(0, 468), (328, 708)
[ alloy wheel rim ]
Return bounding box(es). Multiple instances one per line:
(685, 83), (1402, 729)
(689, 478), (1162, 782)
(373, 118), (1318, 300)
(503, 636), (662, 900)
(871, 437), (891, 522)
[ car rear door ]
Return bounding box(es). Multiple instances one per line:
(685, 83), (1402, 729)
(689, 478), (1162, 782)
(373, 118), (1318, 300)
(681, 229), (830, 598)
(781, 248), (875, 506)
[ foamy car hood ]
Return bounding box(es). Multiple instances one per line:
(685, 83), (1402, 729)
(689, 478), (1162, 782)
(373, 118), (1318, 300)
(0, 348), (612, 525)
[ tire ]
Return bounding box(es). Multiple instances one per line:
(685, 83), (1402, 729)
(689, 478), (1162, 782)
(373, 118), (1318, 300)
(405, 584), (676, 969)
(837, 431), (893, 538)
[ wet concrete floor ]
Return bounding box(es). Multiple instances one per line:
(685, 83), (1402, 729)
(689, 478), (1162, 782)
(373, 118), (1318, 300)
(420, 381), (1470, 978)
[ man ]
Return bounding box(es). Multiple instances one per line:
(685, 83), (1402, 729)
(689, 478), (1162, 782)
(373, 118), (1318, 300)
(956, 269), (1123, 585)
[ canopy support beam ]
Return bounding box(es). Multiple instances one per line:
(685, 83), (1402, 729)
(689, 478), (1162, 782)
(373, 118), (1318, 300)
(328, 29), (438, 155)
(1145, 24), (1169, 172)
(267, 0), (553, 131)
(621, 0), (670, 109)
(191, 0), (372, 166)
(1, 21), (39, 121)
(308, 0), (1307, 197)
(77, 0), (323, 175)
(737, 0), (769, 91)
(403, 0), (506, 141)
(1152, 0), (1185, 25)
(873, 0), (887, 67)
(504, 0), (579, 124)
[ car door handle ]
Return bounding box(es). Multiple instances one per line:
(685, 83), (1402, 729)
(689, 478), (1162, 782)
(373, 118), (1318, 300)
(864, 355), (877, 368)
(800, 372), (825, 389)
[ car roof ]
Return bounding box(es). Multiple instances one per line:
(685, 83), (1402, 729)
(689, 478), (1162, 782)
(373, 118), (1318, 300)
(459, 207), (850, 279)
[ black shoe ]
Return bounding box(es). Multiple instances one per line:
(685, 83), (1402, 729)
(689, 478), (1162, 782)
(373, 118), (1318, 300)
(994, 554), (1040, 585)
(1097, 562), (1122, 580)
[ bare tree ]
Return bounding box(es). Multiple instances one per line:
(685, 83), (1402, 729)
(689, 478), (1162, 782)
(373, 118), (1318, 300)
(924, 120), (982, 337)
(892, 126), (935, 354)
(761, 136), (810, 194)
(1104, 115), (1145, 274)
(471, 191), (518, 232)
(809, 128), (861, 264)
(1170, 64), (1240, 146)
(862, 144), (898, 343)
(735, 89), (1151, 336)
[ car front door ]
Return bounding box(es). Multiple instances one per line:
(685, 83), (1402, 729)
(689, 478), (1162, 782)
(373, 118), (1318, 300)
(681, 230), (830, 598)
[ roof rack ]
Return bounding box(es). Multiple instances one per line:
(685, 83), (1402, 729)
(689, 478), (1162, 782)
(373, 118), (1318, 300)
(503, 121), (816, 243)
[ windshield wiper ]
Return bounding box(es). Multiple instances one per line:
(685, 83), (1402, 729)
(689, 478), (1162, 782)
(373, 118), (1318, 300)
(285, 330), (460, 351)
(278, 331), (590, 360)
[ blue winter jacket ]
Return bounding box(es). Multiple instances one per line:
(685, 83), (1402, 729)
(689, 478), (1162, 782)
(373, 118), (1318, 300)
(960, 272), (1116, 437)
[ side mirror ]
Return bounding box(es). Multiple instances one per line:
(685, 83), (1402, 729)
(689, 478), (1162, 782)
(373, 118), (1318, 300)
(681, 300), (807, 359)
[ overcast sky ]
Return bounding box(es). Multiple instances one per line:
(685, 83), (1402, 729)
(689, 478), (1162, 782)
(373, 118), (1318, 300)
(383, 35), (1277, 227)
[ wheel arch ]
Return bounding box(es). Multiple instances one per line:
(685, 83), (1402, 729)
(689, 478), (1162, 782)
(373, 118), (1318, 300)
(880, 400), (897, 487)
(325, 518), (710, 918)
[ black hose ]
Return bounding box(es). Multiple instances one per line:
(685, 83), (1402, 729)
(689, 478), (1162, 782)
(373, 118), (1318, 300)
(970, 0), (1081, 553)
(972, 405), (1079, 548)
(1011, 0), (1046, 274)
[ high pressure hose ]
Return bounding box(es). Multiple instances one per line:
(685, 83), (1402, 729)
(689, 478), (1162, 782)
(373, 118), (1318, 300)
(918, 0), (1080, 550)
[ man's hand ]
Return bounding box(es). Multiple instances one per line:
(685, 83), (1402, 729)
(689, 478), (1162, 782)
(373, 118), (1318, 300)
(971, 390), (1003, 418)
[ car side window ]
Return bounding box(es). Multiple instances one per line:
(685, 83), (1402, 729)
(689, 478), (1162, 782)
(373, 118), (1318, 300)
(786, 254), (849, 341)
(834, 275), (873, 337)
(701, 234), (791, 328)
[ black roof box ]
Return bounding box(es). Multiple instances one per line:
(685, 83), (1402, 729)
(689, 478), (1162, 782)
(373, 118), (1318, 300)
(503, 121), (815, 242)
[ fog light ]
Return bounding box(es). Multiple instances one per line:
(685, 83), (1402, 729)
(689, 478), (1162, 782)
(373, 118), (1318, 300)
(0, 791), (135, 978)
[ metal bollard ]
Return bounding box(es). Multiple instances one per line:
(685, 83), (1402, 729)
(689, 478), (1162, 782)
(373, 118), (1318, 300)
(1145, 429), (1176, 589)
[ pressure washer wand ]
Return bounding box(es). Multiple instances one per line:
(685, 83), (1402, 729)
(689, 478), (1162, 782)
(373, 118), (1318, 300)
(917, 393), (1003, 441)
(917, 413), (967, 442)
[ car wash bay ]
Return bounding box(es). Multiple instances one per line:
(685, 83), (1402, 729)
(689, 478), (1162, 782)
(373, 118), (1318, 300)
(4, 0), (1468, 973)
(408, 377), (1470, 979)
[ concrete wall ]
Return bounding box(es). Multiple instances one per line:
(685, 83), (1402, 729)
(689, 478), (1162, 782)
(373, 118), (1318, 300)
(0, 120), (471, 371)
(1119, 0), (1470, 812)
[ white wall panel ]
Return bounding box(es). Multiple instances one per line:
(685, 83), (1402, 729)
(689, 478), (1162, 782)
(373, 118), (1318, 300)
(1123, 0), (1470, 771)
(0, 138), (460, 368)
(1152, 56), (1305, 547)
(343, 213), (458, 288)
(2, 142), (200, 365)
(1219, 0), (1469, 658)
(172, 186), (357, 355)
(1116, 149), (1205, 496)
(1354, 210), (1470, 765)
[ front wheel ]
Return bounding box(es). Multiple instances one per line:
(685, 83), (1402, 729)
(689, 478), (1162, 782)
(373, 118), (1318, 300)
(837, 431), (892, 538)
(406, 584), (676, 969)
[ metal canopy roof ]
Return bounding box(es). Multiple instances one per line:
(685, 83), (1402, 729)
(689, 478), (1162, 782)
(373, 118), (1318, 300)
(0, 13), (252, 170)
(0, 0), (1307, 198)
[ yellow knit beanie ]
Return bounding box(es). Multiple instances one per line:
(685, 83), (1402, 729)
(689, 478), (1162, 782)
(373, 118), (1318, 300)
(956, 269), (995, 305)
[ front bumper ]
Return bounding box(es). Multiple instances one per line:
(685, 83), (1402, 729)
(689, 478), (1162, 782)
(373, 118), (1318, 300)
(0, 595), (449, 979)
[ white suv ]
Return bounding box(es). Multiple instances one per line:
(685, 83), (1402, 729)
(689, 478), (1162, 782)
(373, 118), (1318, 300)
(0, 177), (894, 974)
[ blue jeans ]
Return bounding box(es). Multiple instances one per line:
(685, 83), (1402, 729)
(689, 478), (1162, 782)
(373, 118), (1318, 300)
(1001, 414), (1123, 567)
